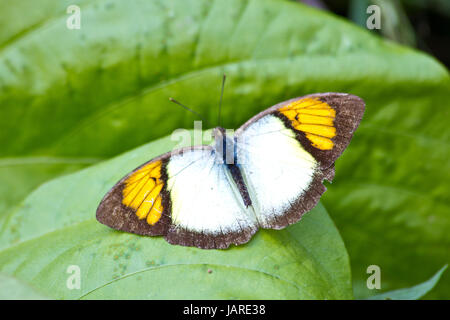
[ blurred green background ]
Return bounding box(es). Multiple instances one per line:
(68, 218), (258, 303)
(0, 0), (448, 299)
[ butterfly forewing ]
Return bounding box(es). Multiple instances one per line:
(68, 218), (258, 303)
(96, 146), (258, 249)
(235, 93), (364, 229)
(96, 156), (172, 236)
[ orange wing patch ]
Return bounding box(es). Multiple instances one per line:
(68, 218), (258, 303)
(279, 97), (336, 150)
(122, 160), (164, 225)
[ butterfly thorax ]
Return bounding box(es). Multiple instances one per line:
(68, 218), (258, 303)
(212, 127), (252, 207)
(212, 127), (236, 165)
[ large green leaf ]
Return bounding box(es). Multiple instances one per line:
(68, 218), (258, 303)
(0, 133), (352, 299)
(1, 0), (449, 298)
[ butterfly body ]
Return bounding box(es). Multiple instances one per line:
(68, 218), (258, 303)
(212, 127), (252, 208)
(97, 93), (364, 249)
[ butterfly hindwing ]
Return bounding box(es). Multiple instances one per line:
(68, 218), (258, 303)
(163, 147), (257, 249)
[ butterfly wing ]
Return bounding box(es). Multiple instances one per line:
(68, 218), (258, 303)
(96, 146), (258, 249)
(235, 93), (364, 229)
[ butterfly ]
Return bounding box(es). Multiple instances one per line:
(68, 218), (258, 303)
(96, 91), (364, 249)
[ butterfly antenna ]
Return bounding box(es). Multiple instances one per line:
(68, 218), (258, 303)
(168, 97), (208, 125)
(218, 74), (226, 127)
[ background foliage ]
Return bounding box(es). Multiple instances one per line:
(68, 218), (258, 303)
(0, 0), (448, 299)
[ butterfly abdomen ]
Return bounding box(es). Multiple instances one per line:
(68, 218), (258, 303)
(228, 164), (252, 208)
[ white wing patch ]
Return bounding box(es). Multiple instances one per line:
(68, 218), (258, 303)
(237, 115), (318, 227)
(166, 149), (257, 235)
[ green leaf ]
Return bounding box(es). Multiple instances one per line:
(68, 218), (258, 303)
(1, 0), (449, 299)
(0, 273), (49, 300)
(0, 133), (353, 299)
(0, 157), (99, 222)
(367, 265), (448, 300)
(323, 74), (450, 299)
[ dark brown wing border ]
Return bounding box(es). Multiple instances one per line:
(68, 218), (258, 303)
(237, 93), (365, 169)
(96, 146), (210, 237)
